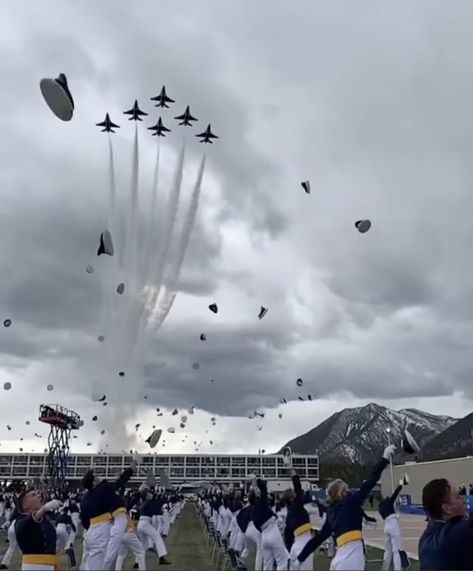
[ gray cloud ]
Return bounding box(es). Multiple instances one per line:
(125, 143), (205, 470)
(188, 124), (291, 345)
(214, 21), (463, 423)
(1, 0), (473, 453)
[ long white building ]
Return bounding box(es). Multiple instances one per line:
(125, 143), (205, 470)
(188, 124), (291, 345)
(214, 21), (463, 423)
(0, 452), (319, 486)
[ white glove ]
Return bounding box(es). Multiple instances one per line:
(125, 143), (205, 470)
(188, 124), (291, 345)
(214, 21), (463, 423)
(290, 558), (301, 571)
(383, 444), (396, 460)
(399, 479), (404, 486)
(44, 499), (62, 512)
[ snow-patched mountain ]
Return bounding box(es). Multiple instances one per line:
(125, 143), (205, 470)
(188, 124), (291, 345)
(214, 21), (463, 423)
(279, 402), (457, 465)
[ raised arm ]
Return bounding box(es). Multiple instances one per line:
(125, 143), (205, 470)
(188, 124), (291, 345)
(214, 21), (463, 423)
(351, 446), (394, 505)
(298, 520), (330, 562)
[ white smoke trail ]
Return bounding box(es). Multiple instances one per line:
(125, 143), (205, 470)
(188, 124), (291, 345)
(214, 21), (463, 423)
(153, 153), (206, 329)
(144, 141), (186, 322)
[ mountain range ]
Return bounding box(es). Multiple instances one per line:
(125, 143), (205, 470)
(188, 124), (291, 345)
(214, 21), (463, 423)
(279, 402), (459, 465)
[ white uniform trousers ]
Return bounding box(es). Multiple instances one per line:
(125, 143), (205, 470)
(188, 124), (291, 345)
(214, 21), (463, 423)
(330, 539), (365, 570)
(115, 531), (146, 571)
(161, 510), (171, 536)
(2, 520), (18, 567)
(103, 513), (128, 570)
(137, 516), (167, 558)
(382, 515), (402, 571)
(71, 512), (82, 541)
(83, 520), (111, 571)
(261, 518), (289, 571)
(244, 521), (263, 571)
(289, 530), (313, 571)
(56, 523), (70, 553)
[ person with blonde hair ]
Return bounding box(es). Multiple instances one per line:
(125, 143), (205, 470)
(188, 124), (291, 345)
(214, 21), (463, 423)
(294, 445), (395, 570)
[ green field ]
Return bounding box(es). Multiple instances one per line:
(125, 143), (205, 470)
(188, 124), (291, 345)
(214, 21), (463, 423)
(0, 503), (419, 570)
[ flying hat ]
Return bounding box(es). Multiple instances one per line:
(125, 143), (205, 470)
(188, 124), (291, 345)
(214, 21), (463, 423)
(192, 362), (200, 370)
(117, 283), (125, 295)
(92, 416), (98, 422)
(118, 371), (125, 377)
(180, 422), (185, 428)
(85, 265), (94, 274)
(209, 303), (218, 314)
(172, 408), (178, 416)
(167, 427), (176, 434)
(200, 333), (207, 341)
(296, 378), (303, 387)
(301, 180), (311, 194)
(98, 335), (105, 342)
(258, 306), (268, 320)
(278, 413), (283, 419)
(46, 384), (54, 391)
(91, 393), (106, 402)
(402, 429), (420, 454)
(181, 415), (188, 423)
(40, 73), (74, 121)
(97, 230), (114, 256)
(146, 429), (162, 449)
(402, 473), (410, 486)
(355, 219), (372, 234)
(3, 382), (11, 390)
(3, 319), (11, 328)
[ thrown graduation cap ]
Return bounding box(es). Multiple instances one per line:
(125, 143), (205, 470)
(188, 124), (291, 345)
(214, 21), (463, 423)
(117, 283), (125, 295)
(209, 303), (218, 314)
(301, 180), (311, 195)
(85, 265), (94, 274)
(296, 378), (303, 387)
(100, 430), (105, 435)
(402, 473), (410, 486)
(3, 319), (11, 328)
(3, 382), (11, 390)
(402, 429), (420, 454)
(188, 406), (195, 415)
(98, 335), (105, 343)
(180, 422), (185, 428)
(200, 333), (207, 341)
(172, 408), (179, 416)
(97, 230), (114, 256)
(258, 306), (268, 320)
(280, 398), (287, 404)
(91, 393), (106, 402)
(192, 362), (200, 370)
(307, 394), (312, 401)
(25, 421), (30, 425)
(118, 371), (125, 377)
(6, 425), (11, 431)
(167, 427), (176, 434)
(146, 429), (162, 448)
(40, 74), (74, 121)
(47, 384), (54, 391)
(92, 416), (98, 422)
(181, 415), (188, 423)
(355, 219), (372, 234)
(298, 396), (304, 401)
(210, 378), (214, 383)
(278, 413), (283, 419)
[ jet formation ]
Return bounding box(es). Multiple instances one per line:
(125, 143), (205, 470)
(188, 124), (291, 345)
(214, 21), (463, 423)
(196, 124), (218, 144)
(96, 113), (120, 133)
(123, 100), (148, 121)
(148, 117), (171, 137)
(150, 86), (175, 108)
(174, 105), (198, 126)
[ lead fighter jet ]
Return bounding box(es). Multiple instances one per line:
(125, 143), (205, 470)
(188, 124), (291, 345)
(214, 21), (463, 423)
(148, 117), (171, 137)
(96, 113), (120, 133)
(196, 123), (218, 143)
(174, 105), (198, 126)
(123, 100), (148, 121)
(150, 86), (175, 108)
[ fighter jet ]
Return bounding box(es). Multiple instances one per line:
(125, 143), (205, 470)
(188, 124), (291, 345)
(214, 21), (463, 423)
(148, 117), (171, 137)
(174, 105), (198, 126)
(96, 113), (120, 133)
(123, 100), (148, 121)
(196, 124), (218, 143)
(150, 86), (175, 108)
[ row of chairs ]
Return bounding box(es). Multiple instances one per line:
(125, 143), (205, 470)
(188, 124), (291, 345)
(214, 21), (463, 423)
(197, 506), (242, 571)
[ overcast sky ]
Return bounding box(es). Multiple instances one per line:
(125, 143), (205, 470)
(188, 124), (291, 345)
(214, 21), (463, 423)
(1, 0), (473, 456)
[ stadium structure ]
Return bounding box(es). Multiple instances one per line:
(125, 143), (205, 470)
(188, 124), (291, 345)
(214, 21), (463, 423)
(0, 452), (319, 490)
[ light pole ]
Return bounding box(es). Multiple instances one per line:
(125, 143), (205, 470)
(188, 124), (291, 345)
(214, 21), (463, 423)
(386, 428), (395, 494)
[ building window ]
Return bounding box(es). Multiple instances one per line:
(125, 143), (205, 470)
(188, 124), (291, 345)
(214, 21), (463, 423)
(156, 457), (170, 465)
(186, 467), (200, 478)
(262, 457), (276, 466)
(186, 457), (200, 465)
(231, 457), (245, 466)
(77, 456), (93, 466)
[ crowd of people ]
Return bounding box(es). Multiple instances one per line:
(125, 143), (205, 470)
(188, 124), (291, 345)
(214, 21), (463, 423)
(0, 463), (184, 571)
(2, 446), (473, 570)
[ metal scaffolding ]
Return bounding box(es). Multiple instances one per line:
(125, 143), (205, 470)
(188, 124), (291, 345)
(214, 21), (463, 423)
(38, 404), (81, 498)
